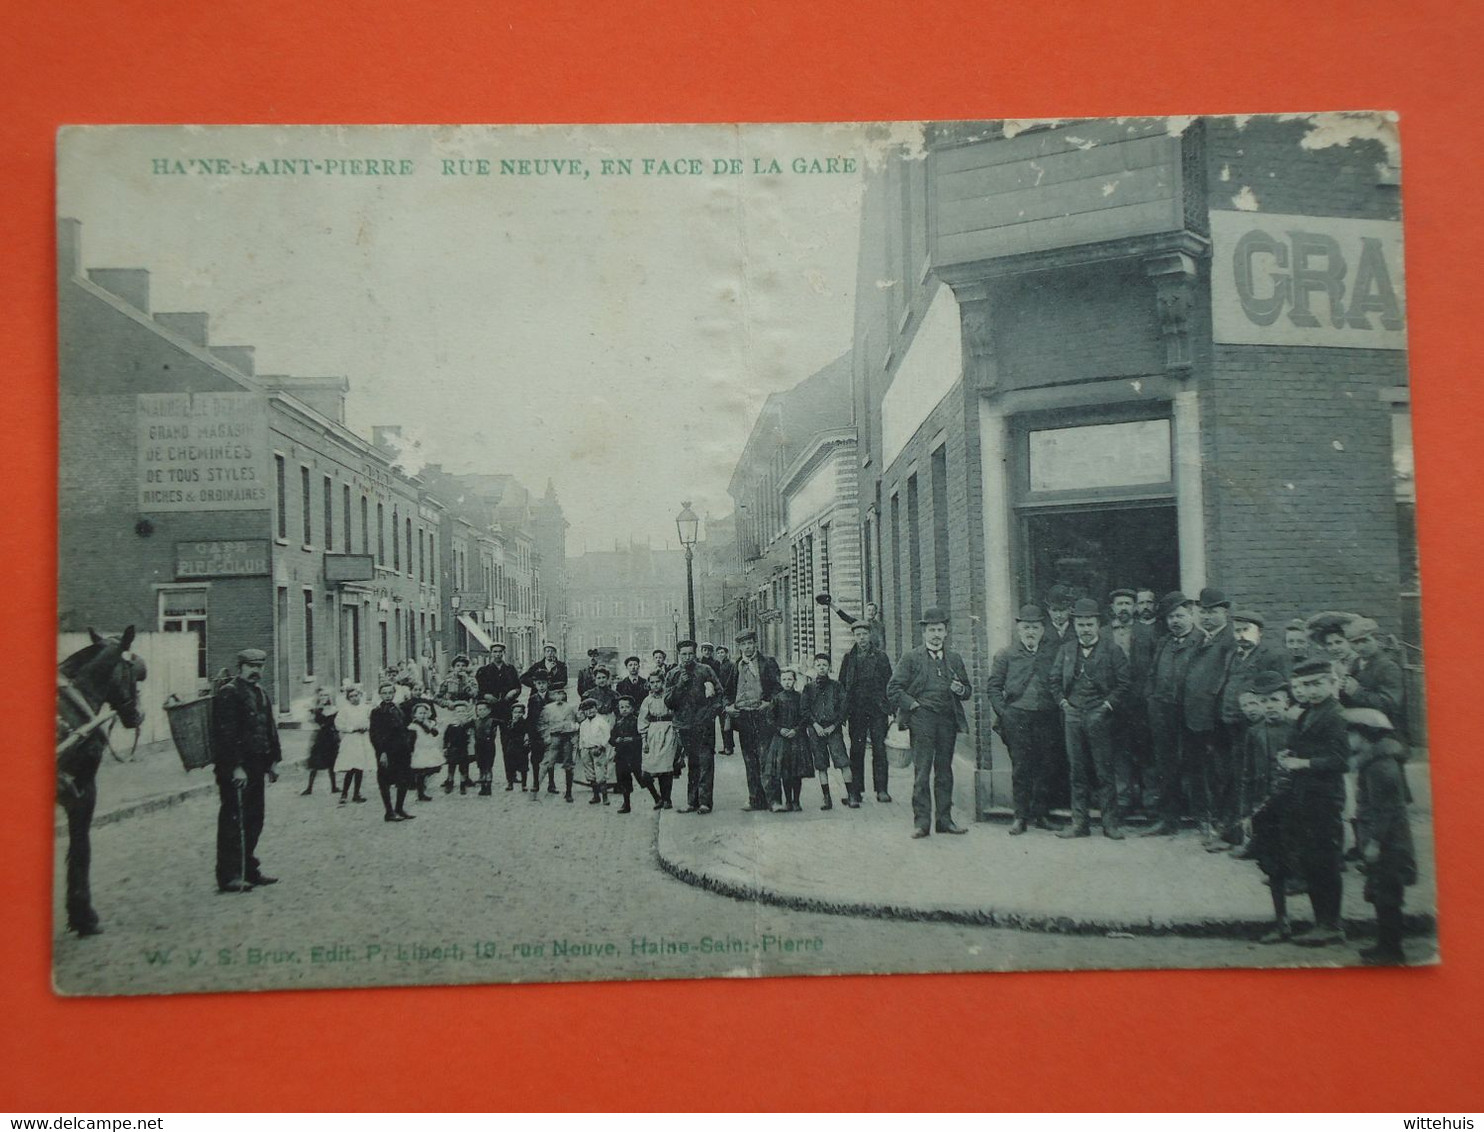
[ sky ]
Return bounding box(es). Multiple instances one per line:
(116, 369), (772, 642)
(58, 123), (886, 551)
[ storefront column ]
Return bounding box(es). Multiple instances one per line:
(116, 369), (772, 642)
(976, 395), (1013, 813)
(1173, 388), (1207, 596)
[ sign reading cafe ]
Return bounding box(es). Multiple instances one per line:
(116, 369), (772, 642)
(1210, 210), (1406, 350)
(136, 391), (270, 511)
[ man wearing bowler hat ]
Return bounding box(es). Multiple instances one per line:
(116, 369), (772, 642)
(1213, 610), (1285, 841)
(1181, 587), (1238, 842)
(209, 647), (282, 893)
(987, 603), (1061, 834)
(1054, 598), (1131, 839)
(1109, 588), (1156, 815)
(887, 606), (973, 838)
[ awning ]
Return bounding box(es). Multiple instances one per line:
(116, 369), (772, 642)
(457, 613), (494, 651)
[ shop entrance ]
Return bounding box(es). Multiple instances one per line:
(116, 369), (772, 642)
(1019, 504), (1180, 606)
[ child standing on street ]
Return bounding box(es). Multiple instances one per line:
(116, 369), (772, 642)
(526, 677), (551, 793)
(609, 696), (656, 813)
(1344, 707), (1417, 964)
(534, 686), (579, 802)
(473, 698), (500, 796)
(577, 697), (614, 805)
(766, 667), (812, 812)
(335, 685), (373, 806)
(504, 702), (532, 791)
(442, 701), (476, 795)
(302, 687), (340, 797)
(638, 674), (677, 810)
(407, 700), (442, 801)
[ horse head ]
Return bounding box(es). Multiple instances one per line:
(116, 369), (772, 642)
(64, 626), (148, 729)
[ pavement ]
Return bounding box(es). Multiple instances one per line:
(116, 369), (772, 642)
(656, 748), (1439, 938)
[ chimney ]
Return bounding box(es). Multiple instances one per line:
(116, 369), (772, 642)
(259, 375), (350, 425)
(57, 218), (82, 281)
(209, 345), (256, 375)
(87, 268), (150, 312)
(154, 312), (210, 347)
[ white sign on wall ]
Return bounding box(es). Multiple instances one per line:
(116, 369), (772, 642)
(1210, 210), (1406, 350)
(137, 392), (270, 511)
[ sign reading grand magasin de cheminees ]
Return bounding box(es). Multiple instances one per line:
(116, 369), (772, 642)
(1210, 210), (1406, 350)
(136, 391), (270, 511)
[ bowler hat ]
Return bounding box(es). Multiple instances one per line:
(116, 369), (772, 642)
(1046, 585), (1073, 609)
(236, 647), (268, 665)
(1249, 669), (1289, 695)
(1157, 591), (1192, 620)
(918, 606), (950, 626)
(1343, 707), (1394, 731)
(1199, 587), (1231, 609)
(1071, 598), (1101, 618)
(1231, 610), (1265, 628)
(1015, 603), (1046, 623)
(1343, 616), (1380, 641)
(1292, 657), (1334, 678)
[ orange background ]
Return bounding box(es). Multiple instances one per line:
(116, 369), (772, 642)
(4, 0), (1481, 1112)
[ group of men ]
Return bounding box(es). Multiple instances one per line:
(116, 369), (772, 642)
(987, 583), (1409, 844)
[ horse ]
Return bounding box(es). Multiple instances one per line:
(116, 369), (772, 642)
(57, 626), (147, 936)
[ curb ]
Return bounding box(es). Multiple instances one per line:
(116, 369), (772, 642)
(653, 822), (1437, 941)
(55, 758), (311, 835)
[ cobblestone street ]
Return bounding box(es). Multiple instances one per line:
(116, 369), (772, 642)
(54, 744), (1426, 996)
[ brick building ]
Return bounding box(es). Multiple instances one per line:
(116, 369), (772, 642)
(852, 116), (1413, 814)
(728, 353), (861, 668)
(58, 219), (442, 716)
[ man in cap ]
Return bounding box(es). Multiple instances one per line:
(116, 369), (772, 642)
(1180, 587), (1238, 842)
(665, 641), (725, 814)
(576, 648), (602, 697)
(522, 642), (569, 693)
(209, 648), (282, 893)
(1142, 592), (1202, 835)
(887, 606), (973, 838)
(438, 653), (479, 707)
(713, 644), (737, 755)
(803, 652), (855, 809)
(1212, 611), (1286, 841)
(1108, 588), (1156, 816)
(724, 629), (782, 810)
(986, 604), (1060, 834)
(475, 641), (524, 746)
(1054, 598), (1132, 839)
(840, 621), (895, 804)
(830, 597), (888, 653)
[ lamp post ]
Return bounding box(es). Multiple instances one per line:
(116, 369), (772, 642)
(675, 501), (699, 643)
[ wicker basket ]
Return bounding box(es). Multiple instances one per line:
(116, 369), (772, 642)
(163, 692), (214, 771)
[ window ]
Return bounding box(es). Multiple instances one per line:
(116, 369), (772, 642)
(931, 446), (950, 609)
(418, 528), (426, 583)
(906, 474), (922, 631)
(302, 589), (315, 676)
(392, 506), (401, 571)
(274, 454), (287, 540)
(377, 502), (385, 566)
(300, 465), (312, 546)
(323, 475), (334, 549)
(343, 484), (352, 553)
(361, 495), (370, 555)
(405, 517), (413, 577)
(159, 588), (208, 679)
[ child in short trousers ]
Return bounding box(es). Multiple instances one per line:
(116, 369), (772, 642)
(577, 698), (613, 805)
(1345, 707), (1417, 964)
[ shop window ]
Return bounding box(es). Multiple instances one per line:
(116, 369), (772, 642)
(159, 587), (208, 679)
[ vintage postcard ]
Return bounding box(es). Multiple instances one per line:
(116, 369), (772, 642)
(54, 117), (1433, 996)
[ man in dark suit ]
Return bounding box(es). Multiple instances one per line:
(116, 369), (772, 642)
(1182, 587), (1238, 841)
(475, 641), (524, 754)
(1142, 592), (1202, 836)
(723, 629), (782, 810)
(1054, 598), (1132, 839)
(1108, 588), (1157, 816)
(615, 655), (649, 713)
(986, 604), (1060, 834)
(713, 644), (737, 755)
(209, 647), (282, 893)
(887, 606), (973, 839)
(665, 640), (724, 814)
(1340, 616), (1407, 736)
(840, 621), (894, 804)
(522, 643), (569, 692)
(1213, 610), (1287, 841)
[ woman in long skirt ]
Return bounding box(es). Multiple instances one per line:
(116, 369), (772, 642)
(335, 685), (375, 805)
(302, 687), (340, 796)
(638, 675), (678, 810)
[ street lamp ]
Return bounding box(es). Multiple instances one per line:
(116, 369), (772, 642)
(675, 501), (699, 643)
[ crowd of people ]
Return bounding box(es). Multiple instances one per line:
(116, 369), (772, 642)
(205, 584), (1419, 965)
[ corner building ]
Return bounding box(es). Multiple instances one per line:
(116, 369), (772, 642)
(853, 117), (1414, 815)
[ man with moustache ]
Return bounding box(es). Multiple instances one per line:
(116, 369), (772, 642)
(1045, 585), (1076, 650)
(1212, 611), (1285, 846)
(665, 640), (724, 814)
(724, 629), (782, 811)
(1182, 587), (1239, 843)
(1135, 588), (1159, 628)
(1108, 588), (1156, 816)
(1055, 598), (1132, 840)
(475, 641), (524, 751)
(987, 604), (1060, 835)
(1142, 593), (1202, 836)
(209, 647), (283, 893)
(887, 607), (973, 839)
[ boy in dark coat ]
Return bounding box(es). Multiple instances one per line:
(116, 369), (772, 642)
(802, 652), (853, 809)
(503, 702), (531, 791)
(370, 681), (414, 823)
(609, 696), (657, 813)
(441, 701), (476, 795)
(473, 698), (500, 796)
(1345, 707), (1417, 964)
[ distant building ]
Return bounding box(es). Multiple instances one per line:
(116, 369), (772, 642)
(566, 542), (685, 664)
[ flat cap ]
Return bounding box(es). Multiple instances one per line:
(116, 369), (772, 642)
(1292, 657), (1335, 678)
(1343, 707), (1394, 731)
(1231, 610), (1265, 628)
(1250, 669), (1289, 695)
(1109, 588), (1137, 600)
(1285, 618), (1308, 633)
(1344, 616), (1381, 641)
(236, 647), (268, 664)
(735, 629), (757, 643)
(676, 639), (697, 650)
